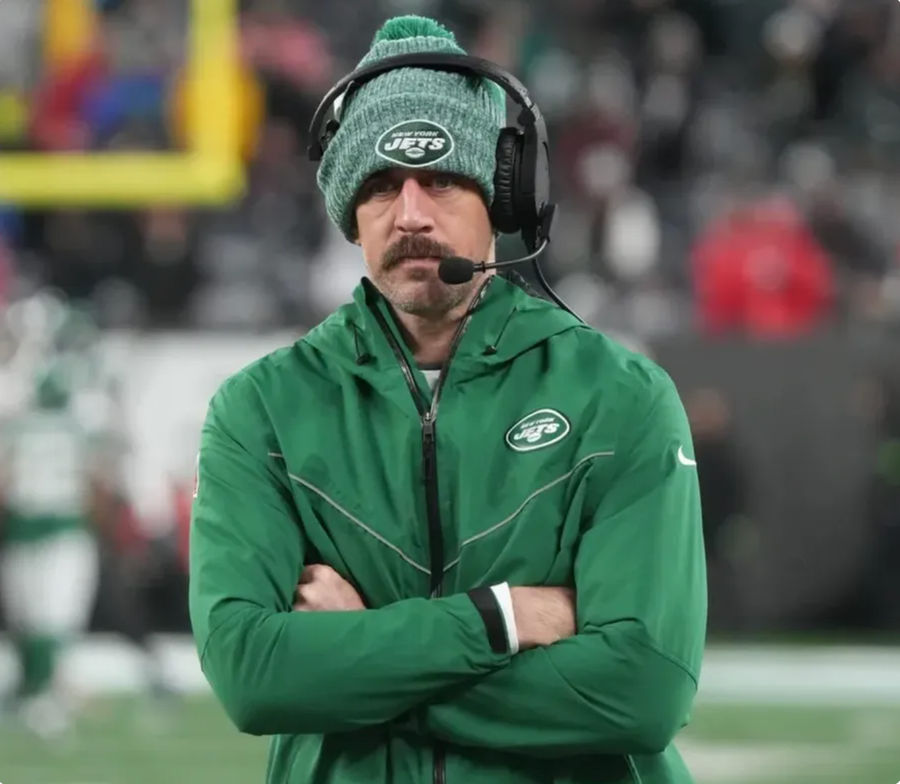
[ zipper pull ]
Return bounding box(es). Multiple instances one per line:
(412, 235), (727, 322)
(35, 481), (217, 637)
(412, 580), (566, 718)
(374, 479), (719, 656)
(421, 413), (435, 484)
(422, 412), (435, 441)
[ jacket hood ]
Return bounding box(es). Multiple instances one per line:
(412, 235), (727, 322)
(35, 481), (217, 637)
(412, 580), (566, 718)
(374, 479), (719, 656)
(302, 275), (585, 388)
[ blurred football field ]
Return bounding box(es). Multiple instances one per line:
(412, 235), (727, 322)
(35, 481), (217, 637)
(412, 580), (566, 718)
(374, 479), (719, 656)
(0, 640), (897, 784)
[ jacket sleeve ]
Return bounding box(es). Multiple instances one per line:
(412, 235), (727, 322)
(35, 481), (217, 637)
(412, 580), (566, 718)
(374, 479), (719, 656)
(189, 374), (511, 737)
(413, 373), (707, 757)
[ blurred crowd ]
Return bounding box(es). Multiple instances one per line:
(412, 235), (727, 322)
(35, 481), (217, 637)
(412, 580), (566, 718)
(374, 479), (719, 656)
(0, 0), (898, 337)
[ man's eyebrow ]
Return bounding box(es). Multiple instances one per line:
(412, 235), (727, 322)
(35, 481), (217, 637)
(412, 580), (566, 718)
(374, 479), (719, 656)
(364, 170), (396, 184)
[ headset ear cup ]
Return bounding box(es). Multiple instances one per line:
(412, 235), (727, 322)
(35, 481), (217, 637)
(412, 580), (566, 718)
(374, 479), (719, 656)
(491, 128), (521, 234)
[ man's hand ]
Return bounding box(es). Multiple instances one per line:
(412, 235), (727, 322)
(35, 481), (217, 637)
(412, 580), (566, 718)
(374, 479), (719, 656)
(294, 564), (367, 611)
(510, 586), (576, 650)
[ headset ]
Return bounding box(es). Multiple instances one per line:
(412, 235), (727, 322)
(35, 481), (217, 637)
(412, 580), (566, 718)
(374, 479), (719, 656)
(307, 51), (581, 320)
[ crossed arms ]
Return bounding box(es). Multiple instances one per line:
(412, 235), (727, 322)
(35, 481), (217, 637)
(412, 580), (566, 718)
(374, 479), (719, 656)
(189, 375), (706, 758)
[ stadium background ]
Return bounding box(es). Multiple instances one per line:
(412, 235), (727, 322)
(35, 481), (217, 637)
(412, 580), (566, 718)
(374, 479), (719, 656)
(0, 0), (899, 782)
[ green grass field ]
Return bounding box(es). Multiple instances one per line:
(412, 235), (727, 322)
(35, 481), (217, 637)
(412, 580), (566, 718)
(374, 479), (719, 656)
(0, 695), (897, 784)
(680, 703), (900, 784)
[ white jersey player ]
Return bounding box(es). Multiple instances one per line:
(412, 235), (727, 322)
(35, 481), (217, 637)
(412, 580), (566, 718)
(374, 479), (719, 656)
(0, 364), (102, 736)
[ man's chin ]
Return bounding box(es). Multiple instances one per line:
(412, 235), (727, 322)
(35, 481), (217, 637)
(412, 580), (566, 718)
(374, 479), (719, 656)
(379, 276), (471, 317)
(399, 264), (438, 282)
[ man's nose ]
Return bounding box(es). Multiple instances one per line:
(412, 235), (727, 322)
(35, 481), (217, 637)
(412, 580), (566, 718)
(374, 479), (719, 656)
(394, 177), (434, 233)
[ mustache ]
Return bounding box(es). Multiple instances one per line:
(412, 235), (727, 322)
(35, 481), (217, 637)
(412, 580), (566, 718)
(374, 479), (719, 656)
(382, 234), (456, 269)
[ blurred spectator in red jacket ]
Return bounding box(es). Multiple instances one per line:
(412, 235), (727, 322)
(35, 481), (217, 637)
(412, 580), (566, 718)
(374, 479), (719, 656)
(30, 46), (108, 151)
(692, 194), (834, 337)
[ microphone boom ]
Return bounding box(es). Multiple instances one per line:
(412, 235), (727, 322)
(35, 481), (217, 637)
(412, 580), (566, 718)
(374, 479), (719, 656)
(438, 239), (549, 284)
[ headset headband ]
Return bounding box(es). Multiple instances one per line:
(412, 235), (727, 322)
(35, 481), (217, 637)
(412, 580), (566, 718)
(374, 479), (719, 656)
(307, 52), (547, 161)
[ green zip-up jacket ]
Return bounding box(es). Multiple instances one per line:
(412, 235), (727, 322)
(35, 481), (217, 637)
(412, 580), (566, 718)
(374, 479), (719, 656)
(190, 275), (707, 784)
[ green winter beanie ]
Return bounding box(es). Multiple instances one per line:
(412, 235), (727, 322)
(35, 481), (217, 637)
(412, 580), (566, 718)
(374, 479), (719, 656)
(316, 16), (506, 240)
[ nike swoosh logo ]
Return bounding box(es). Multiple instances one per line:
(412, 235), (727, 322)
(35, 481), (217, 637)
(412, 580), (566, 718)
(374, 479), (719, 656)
(677, 446), (697, 467)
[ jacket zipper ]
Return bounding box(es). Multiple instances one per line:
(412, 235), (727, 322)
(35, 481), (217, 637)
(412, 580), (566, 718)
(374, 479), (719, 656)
(368, 280), (491, 784)
(421, 412), (442, 597)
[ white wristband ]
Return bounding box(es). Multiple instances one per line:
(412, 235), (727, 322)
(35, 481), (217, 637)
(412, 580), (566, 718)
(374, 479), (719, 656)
(489, 582), (519, 655)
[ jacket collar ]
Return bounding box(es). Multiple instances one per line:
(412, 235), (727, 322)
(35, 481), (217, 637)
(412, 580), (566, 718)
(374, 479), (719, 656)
(303, 274), (584, 389)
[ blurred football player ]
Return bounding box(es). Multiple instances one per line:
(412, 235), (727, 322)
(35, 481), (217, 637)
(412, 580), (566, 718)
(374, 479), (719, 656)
(0, 360), (104, 737)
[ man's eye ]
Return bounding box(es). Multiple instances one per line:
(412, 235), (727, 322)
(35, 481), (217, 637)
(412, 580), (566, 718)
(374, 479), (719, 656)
(374, 179), (397, 193)
(364, 178), (398, 198)
(430, 175), (456, 190)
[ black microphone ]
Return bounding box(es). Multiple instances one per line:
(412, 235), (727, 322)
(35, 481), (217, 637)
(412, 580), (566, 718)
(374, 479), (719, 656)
(438, 239), (549, 284)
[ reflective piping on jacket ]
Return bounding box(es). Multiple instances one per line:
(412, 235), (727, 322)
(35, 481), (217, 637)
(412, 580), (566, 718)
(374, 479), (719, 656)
(626, 755), (643, 784)
(268, 452), (431, 576)
(442, 450), (616, 573)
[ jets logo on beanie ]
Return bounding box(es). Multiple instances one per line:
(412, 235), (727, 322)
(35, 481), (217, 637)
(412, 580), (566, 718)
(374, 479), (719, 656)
(376, 119), (454, 167)
(316, 16), (505, 240)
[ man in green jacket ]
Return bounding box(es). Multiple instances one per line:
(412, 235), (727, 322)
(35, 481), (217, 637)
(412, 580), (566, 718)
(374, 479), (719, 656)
(190, 14), (707, 784)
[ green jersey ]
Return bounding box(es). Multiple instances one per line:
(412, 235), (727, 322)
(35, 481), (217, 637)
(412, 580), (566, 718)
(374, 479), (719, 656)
(190, 275), (707, 784)
(1, 410), (93, 542)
